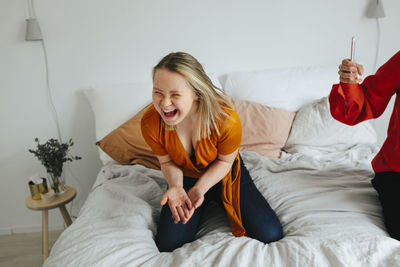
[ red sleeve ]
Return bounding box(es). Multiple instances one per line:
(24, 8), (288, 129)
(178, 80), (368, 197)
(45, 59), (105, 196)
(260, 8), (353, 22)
(329, 50), (400, 125)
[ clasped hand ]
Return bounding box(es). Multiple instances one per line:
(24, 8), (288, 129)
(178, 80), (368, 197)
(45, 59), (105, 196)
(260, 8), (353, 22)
(338, 59), (364, 84)
(160, 186), (205, 224)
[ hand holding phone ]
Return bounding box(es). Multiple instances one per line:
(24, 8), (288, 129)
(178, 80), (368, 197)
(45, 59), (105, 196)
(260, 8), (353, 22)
(338, 36), (364, 83)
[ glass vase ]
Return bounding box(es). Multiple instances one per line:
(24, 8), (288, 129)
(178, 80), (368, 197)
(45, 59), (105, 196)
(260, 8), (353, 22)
(48, 173), (66, 195)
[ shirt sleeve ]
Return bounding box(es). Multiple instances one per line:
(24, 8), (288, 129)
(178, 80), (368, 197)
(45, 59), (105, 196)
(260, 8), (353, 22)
(140, 106), (168, 156)
(217, 108), (242, 155)
(329, 50), (400, 125)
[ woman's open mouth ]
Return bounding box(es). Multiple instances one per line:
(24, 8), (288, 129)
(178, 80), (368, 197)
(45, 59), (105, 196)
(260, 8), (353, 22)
(164, 109), (178, 118)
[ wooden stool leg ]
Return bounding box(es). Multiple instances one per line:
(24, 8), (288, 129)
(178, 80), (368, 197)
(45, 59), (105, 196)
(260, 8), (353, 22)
(59, 205), (72, 226)
(42, 210), (49, 260)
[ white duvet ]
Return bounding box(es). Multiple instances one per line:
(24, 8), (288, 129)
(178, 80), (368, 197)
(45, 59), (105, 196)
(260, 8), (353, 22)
(44, 147), (400, 267)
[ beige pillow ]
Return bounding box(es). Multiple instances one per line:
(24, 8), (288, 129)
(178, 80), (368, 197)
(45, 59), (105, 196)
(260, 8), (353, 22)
(96, 105), (161, 170)
(228, 96), (295, 158)
(97, 97), (295, 168)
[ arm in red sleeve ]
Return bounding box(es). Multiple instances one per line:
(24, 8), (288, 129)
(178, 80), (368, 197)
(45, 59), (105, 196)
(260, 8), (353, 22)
(329, 50), (400, 126)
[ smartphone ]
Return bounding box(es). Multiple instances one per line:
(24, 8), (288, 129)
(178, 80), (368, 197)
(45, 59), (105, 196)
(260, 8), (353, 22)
(350, 36), (356, 62)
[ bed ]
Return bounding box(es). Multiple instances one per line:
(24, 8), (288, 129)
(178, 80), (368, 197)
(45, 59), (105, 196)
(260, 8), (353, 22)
(43, 66), (400, 267)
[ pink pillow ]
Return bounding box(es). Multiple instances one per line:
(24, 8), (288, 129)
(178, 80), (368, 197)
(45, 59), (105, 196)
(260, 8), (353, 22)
(228, 96), (295, 158)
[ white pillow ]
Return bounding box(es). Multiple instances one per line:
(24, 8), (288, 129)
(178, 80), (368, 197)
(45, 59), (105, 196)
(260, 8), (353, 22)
(84, 82), (152, 164)
(224, 65), (338, 112)
(284, 97), (377, 154)
(208, 72), (223, 90)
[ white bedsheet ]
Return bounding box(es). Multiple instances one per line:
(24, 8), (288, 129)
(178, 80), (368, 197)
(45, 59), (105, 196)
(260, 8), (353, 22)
(44, 147), (400, 267)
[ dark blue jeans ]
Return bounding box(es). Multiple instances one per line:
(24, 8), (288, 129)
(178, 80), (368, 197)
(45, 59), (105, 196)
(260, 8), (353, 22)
(155, 157), (283, 252)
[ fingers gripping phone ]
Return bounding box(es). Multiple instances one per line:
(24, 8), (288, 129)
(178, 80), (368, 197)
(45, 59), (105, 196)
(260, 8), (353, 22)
(350, 36), (356, 62)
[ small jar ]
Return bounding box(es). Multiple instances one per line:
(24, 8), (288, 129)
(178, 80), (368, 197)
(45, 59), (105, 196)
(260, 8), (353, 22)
(28, 181), (41, 200)
(38, 177), (49, 194)
(28, 178), (49, 200)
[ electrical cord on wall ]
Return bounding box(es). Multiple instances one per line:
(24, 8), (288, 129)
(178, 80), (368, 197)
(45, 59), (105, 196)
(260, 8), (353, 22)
(29, 0), (80, 221)
(41, 40), (63, 143)
(29, 2), (62, 142)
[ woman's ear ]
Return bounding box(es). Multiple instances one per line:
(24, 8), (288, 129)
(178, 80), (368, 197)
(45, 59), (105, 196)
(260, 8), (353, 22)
(193, 90), (200, 101)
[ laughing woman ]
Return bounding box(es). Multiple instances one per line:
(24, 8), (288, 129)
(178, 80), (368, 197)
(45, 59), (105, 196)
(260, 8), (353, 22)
(141, 52), (283, 252)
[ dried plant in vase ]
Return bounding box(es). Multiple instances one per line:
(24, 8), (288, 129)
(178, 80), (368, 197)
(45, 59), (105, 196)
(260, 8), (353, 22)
(29, 138), (81, 194)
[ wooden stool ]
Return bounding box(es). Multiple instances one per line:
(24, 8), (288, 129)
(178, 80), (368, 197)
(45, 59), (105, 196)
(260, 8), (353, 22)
(25, 186), (76, 261)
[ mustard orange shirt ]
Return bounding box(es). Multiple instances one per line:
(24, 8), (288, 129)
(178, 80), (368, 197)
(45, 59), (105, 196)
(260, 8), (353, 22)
(140, 104), (246, 237)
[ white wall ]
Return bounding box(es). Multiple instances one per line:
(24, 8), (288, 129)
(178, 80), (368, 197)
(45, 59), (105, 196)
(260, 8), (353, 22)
(1, 0), (399, 234)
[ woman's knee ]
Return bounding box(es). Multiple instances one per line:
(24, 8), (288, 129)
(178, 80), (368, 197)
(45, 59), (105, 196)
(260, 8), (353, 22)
(155, 220), (198, 252)
(155, 206), (200, 252)
(155, 234), (183, 252)
(248, 222), (283, 244)
(261, 223), (283, 243)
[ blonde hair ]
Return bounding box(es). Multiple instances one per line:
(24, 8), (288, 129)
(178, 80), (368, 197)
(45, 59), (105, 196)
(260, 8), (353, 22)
(153, 52), (233, 140)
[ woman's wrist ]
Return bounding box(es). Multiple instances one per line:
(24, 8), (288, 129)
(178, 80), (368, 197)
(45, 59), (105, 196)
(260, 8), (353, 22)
(160, 161), (184, 188)
(192, 184), (207, 195)
(168, 183), (183, 189)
